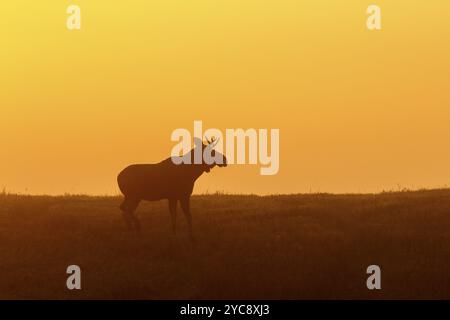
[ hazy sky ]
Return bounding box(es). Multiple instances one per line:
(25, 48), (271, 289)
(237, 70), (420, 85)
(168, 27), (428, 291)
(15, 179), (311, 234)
(1, 1), (450, 195)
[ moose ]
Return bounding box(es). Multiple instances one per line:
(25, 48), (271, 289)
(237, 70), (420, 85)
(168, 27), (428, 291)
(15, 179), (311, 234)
(117, 137), (227, 240)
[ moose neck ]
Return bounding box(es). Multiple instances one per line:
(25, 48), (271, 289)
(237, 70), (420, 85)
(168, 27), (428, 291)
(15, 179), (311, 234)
(190, 164), (209, 182)
(182, 148), (210, 182)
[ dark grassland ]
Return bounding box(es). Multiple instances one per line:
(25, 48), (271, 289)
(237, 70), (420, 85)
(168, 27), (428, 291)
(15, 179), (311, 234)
(1, 189), (450, 299)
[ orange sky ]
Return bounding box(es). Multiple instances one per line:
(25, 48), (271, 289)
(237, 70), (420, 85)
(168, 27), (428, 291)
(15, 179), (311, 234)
(1, 1), (450, 195)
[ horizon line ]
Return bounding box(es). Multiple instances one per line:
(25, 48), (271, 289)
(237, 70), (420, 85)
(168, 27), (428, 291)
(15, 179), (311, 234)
(2, 187), (450, 198)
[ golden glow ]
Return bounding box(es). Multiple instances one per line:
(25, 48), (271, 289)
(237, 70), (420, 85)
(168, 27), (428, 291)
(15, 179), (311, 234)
(1, 1), (450, 194)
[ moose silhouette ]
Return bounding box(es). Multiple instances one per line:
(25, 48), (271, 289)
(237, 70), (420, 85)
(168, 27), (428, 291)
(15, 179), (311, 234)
(117, 137), (227, 240)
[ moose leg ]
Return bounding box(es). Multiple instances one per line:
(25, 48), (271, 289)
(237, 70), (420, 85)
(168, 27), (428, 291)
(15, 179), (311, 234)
(180, 196), (194, 241)
(129, 200), (141, 233)
(122, 212), (133, 230)
(168, 198), (177, 234)
(120, 197), (141, 232)
(120, 198), (134, 230)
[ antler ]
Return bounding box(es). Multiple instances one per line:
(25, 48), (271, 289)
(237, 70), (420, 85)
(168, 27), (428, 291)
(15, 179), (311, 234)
(211, 137), (219, 148)
(205, 136), (219, 148)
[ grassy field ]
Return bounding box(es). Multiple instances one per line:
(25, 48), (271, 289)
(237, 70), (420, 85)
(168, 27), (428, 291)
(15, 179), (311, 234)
(1, 189), (450, 299)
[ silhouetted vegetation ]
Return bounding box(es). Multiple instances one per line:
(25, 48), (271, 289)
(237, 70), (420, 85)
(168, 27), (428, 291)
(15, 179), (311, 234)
(1, 189), (450, 299)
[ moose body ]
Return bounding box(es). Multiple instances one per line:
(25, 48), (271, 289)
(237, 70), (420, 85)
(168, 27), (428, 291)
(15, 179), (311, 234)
(118, 159), (201, 202)
(117, 139), (226, 239)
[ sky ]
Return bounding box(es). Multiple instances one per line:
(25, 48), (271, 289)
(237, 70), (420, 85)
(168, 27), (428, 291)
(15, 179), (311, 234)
(1, 1), (450, 195)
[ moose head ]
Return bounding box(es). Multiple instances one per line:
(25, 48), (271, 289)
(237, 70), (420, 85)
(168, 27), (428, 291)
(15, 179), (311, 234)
(200, 136), (227, 173)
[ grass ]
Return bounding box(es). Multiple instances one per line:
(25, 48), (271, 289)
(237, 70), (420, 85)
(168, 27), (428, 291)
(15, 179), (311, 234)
(1, 189), (450, 299)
